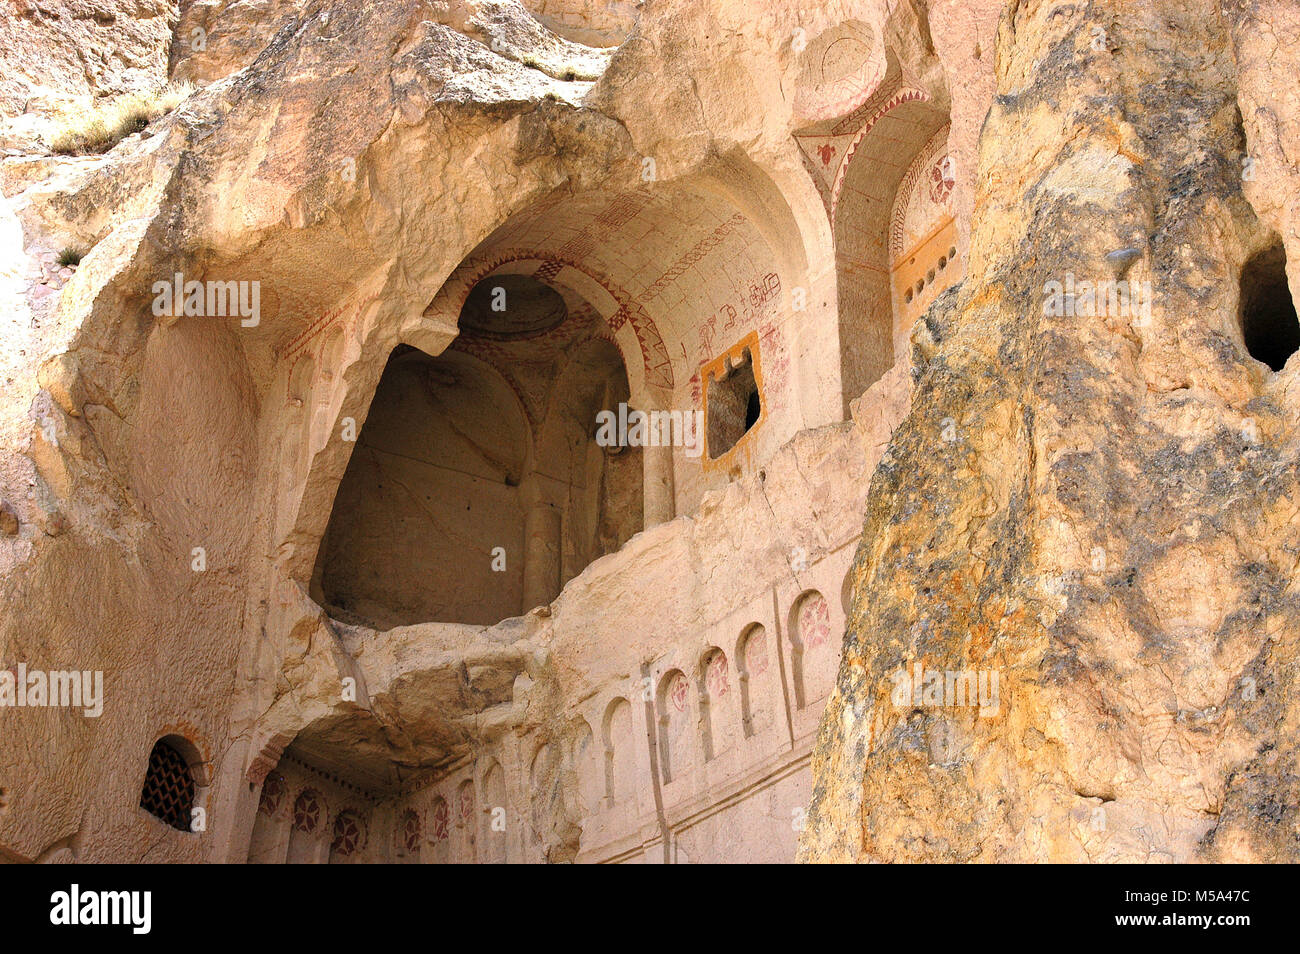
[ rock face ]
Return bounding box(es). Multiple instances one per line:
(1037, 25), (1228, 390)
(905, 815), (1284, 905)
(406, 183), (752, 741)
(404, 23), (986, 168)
(802, 0), (1300, 863)
(0, 0), (176, 114)
(0, 0), (1296, 864)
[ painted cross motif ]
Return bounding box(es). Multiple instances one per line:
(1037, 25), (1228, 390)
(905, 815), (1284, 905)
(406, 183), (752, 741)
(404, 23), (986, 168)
(669, 673), (689, 713)
(258, 775), (285, 816)
(291, 790), (321, 833)
(706, 652), (729, 698)
(431, 798), (450, 841)
(929, 155), (955, 205)
(331, 811), (364, 856)
(799, 594), (832, 650)
(745, 630), (769, 678)
(401, 809), (422, 853)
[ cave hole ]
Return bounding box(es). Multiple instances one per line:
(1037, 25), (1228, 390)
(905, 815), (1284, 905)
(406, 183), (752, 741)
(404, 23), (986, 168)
(707, 348), (761, 459)
(312, 276), (642, 628)
(1240, 240), (1300, 372)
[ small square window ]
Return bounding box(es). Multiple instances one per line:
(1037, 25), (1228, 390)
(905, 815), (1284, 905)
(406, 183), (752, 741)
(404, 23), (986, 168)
(707, 347), (761, 459)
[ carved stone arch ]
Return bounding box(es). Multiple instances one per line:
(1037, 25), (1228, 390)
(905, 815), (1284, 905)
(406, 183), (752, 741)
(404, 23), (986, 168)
(788, 589), (835, 710)
(427, 249), (674, 409)
(275, 283), (399, 581)
(791, 10), (954, 411)
(736, 623), (773, 738)
(310, 343), (533, 628)
(697, 646), (730, 762)
(656, 669), (690, 784)
(601, 696), (636, 809)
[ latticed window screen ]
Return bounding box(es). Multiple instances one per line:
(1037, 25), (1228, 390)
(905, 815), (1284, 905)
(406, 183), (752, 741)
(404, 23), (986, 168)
(139, 739), (195, 831)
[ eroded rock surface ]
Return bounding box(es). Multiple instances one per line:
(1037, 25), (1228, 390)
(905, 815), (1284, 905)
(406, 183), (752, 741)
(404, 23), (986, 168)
(802, 0), (1300, 863)
(0, 0), (1296, 864)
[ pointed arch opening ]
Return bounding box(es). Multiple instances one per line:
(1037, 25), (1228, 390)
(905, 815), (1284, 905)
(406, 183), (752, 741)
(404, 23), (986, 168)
(311, 270), (641, 627)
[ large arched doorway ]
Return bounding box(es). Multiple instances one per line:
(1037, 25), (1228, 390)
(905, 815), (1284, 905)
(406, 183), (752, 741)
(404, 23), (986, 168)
(791, 24), (957, 410)
(311, 272), (641, 627)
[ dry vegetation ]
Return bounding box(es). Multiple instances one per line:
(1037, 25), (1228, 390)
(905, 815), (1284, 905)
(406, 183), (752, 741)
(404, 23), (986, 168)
(50, 82), (193, 156)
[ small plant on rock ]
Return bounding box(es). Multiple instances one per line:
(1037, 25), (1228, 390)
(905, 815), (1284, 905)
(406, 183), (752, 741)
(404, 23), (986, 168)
(50, 82), (194, 156)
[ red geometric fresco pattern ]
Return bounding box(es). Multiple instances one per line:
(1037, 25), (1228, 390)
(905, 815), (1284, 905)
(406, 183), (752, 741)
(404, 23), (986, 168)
(449, 250), (674, 394)
(292, 789), (323, 833)
(637, 213), (745, 304)
(830, 86), (932, 220)
(331, 810), (366, 856)
(669, 672), (689, 713)
(400, 808), (422, 853)
(706, 651), (729, 698)
(431, 797), (450, 841)
(889, 125), (952, 259)
(928, 155), (955, 205)
(799, 593), (832, 650)
(258, 774), (286, 816)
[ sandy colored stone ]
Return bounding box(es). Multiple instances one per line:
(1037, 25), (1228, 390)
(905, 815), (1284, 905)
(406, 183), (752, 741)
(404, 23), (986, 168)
(0, 0), (1296, 865)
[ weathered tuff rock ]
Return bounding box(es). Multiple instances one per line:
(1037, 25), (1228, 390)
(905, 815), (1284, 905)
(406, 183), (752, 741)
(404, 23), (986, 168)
(0, 0), (176, 115)
(0, 0), (1297, 864)
(802, 0), (1300, 863)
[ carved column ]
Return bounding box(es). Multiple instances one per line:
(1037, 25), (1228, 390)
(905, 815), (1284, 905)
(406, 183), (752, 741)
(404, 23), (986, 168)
(642, 442), (675, 529)
(522, 502), (561, 612)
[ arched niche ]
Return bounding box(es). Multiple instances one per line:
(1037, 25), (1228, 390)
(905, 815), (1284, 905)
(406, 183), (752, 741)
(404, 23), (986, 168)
(793, 29), (955, 412)
(601, 697), (636, 809)
(286, 788), (327, 864)
(833, 91), (952, 405)
(656, 670), (691, 784)
(736, 623), (775, 738)
(311, 345), (531, 628)
(311, 264), (642, 627)
(328, 808), (367, 864)
(455, 780), (477, 863)
(788, 589), (837, 709)
(429, 794), (451, 862)
(697, 647), (734, 761)
(481, 761), (508, 864)
(248, 771), (290, 864)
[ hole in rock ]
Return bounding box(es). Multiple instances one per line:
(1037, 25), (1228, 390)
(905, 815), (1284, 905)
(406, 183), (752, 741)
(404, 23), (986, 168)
(1240, 240), (1300, 371)
(139, 738), (195, 832)
(313, 279), (641, 628)
(707, 349), (760, 459)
